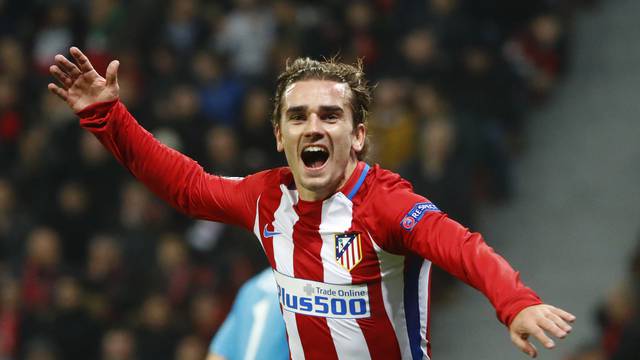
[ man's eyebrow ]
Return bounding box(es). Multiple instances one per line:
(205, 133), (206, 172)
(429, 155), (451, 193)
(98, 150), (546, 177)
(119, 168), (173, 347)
(285, 106), (307, 114)
(285, 105), (344, 115)
(319, 105), (344, 113)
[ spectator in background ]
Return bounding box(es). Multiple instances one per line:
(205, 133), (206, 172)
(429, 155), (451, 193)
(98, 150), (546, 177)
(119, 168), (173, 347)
(600, 233), (640, 359)
(83, 234), (131, 323)
(204, 126), (244, 176)
(20, 228), (62, 313)
(342, 1), (381, 71)
(176, 334), (207, 360)
(397, 0), (471, 55)
(50, 181), (94, 269)
(504, 13), (566, 103)
(32, 3), (76, 75)
(17, 228), (63, 359)
(189, 291), (225, 344)
(451, 39), (526, 142)
(0, 76), (22, 168)
(0, 178), (32, 267)
(239, 86), (283, 172)
(76, 131), (122, 228)
(215, 0), (276, 80)
(192, 51), (245, 126)
(163, 0), (207, 55)
(84, 0), (126, 76)
(152, 233), (198, 310)
(50, 276), (102, 360)
(101, 327), (136, 360)
(368, 78), (416, 171)
(135, 293), (180, 360)
(154, 83), (202, 157)
(398, 27), (450, 83)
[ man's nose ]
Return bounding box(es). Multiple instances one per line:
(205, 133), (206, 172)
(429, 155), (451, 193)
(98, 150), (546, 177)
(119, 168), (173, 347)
(303, 113), (323, 137)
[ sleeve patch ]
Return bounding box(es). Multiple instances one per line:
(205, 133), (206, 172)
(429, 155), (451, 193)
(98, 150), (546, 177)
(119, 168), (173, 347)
(400, 202), (440, 231)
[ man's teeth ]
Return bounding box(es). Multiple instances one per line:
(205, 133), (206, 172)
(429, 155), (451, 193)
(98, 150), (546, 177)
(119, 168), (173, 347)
(304, 146), (326, 153)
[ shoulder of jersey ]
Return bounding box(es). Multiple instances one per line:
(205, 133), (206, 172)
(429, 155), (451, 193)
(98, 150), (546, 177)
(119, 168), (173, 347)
(246, 167), (293, 188)
(362, 165), (414, 200)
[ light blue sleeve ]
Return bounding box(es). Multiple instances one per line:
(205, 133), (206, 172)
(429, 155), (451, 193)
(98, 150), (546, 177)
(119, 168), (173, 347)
(209, 302), (239, 358)
(208, 269), (289, 360)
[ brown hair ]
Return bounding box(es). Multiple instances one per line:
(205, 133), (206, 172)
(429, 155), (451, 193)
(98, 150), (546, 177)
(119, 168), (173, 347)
(272, 57), (372, 160)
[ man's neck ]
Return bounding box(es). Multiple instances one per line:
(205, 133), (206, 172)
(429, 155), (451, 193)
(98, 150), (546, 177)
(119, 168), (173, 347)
(297, 160), (359, 202)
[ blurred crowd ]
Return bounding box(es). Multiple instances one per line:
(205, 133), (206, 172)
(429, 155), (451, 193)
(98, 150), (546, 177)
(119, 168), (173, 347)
(0, 0), (605, 359)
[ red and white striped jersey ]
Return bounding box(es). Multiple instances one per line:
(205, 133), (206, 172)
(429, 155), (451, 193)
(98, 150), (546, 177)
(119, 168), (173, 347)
(80, 100), (542, 360)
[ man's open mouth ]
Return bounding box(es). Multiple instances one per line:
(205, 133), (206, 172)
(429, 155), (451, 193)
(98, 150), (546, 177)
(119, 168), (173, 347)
(301, 146), (329, 169)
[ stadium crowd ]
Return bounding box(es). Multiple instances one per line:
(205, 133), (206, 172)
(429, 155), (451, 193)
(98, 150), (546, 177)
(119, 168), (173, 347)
(0, 0), (614, 359)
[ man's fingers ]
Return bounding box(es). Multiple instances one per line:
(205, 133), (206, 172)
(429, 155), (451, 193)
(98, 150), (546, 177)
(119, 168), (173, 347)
(106, 60), (120, 88)
(546, 312), (572, 333)
(48, 83), (68, 101)
(54, 54), (82, 77)
(49, 65), (73, 89)
(539, 317), (567, 339)
(531, 328), (555, 349)
(510, 333), (538, 358)
(69, 46), (95, 73)
(551, 306), (576, 323)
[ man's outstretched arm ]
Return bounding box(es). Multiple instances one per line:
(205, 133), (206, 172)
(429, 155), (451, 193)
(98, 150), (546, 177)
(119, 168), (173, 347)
(48, 47), (258, 228)
(375, 179), (576, 358)
(412, 213), (576, 358)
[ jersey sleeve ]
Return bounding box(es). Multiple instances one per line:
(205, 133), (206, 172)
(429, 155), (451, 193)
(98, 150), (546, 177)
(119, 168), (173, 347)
(374, 174), (542, 327)
(77, 99), (263, 230)
(210, 304), (239, 358)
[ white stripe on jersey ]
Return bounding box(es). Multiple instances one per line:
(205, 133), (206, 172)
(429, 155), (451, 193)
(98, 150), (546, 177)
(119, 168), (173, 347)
(369, 233), (414, 360)
(271, 185), (305, 359)
(282, 310), (304, 360)
(320, 193), (370, 360)
(418, 260), (432, 358)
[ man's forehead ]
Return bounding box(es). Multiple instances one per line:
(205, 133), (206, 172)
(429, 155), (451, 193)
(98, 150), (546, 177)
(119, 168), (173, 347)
(283, 80), (350, 108)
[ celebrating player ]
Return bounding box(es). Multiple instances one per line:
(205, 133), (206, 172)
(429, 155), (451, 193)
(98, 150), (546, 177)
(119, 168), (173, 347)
(49, 47), (575, 359)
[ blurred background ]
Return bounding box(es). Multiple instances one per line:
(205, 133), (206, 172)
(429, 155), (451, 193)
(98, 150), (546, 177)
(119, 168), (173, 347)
(1, 0), (639, 359)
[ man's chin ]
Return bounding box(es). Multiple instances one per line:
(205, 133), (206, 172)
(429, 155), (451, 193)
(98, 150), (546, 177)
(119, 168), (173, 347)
(297, 173), (337, 198)
(300, 175), (330, 190)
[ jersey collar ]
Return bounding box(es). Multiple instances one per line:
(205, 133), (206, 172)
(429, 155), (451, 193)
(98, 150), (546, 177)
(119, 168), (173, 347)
(339, 161), (370, 201)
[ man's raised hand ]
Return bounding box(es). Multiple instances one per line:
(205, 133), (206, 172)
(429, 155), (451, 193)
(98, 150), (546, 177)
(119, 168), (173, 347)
(48, 47), (120, 113)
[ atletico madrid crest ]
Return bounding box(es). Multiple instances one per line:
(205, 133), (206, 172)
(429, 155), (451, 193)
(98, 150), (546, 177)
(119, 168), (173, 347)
(335, 232), (363, 272)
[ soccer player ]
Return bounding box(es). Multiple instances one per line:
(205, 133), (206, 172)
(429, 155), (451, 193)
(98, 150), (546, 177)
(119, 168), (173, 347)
(207, 268), (289, 360)
(48, 47), (575, 359)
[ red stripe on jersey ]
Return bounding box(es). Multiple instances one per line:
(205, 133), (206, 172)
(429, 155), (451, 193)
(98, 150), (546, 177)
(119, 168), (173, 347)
(351, 230), (401, 360)
(292, 201), (339, 360)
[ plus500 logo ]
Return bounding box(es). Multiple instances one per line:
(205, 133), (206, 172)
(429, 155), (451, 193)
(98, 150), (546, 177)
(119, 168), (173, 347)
(278, 286), (370, 319)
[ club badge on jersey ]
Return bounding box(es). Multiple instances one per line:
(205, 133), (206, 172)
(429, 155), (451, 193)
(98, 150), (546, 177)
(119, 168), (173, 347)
(335, 232), (363, 272)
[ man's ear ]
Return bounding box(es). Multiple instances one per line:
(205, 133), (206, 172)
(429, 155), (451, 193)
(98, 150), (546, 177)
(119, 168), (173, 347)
(274, 125), (284, 152)
(352, 123), (366, 152)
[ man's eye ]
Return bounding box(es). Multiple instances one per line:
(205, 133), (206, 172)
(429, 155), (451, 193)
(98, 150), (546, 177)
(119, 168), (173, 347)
(289, 114), (305, 121)
(326, 113), (339, 120)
